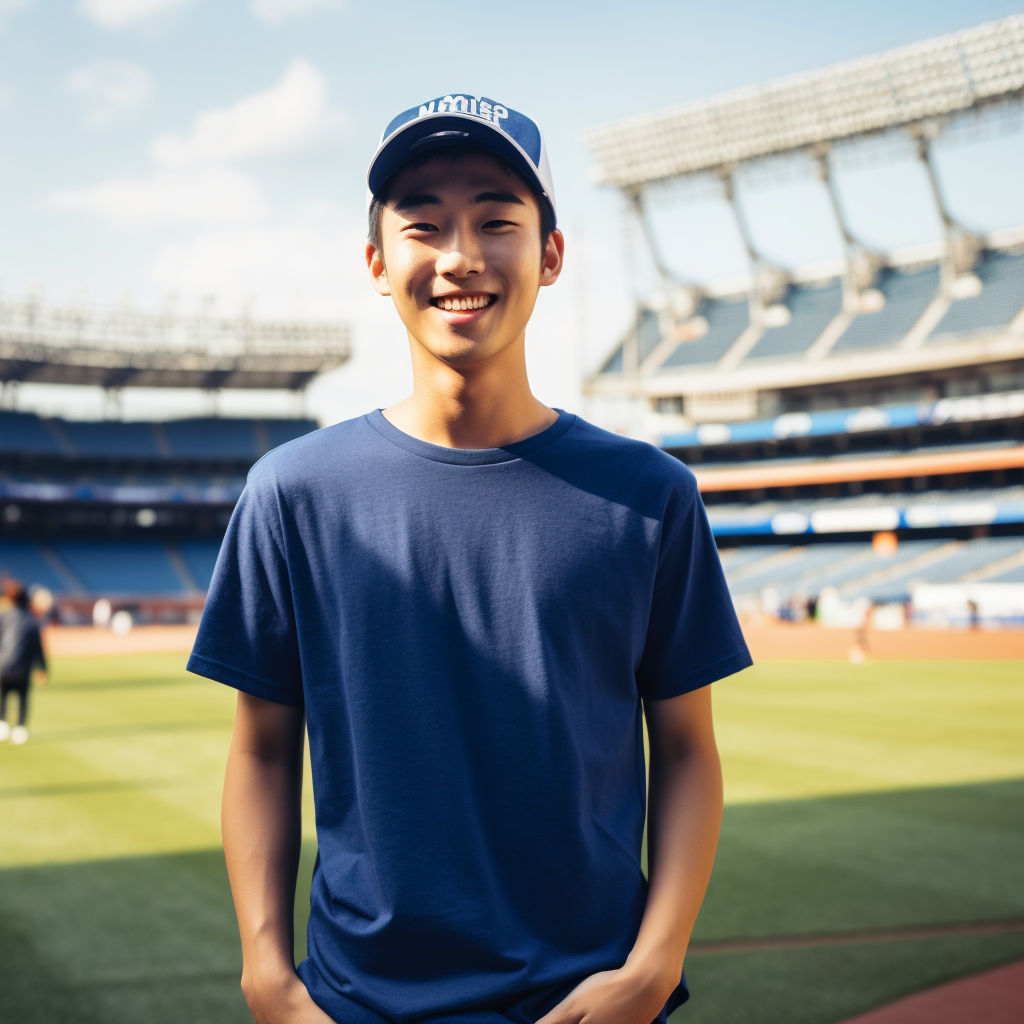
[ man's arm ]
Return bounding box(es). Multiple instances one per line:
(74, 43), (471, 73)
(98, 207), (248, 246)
(222, 691), (333, 1024)
(538, 684), (723, 1024)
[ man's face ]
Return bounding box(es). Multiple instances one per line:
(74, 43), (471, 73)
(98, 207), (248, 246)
(366, 151), (563, 366)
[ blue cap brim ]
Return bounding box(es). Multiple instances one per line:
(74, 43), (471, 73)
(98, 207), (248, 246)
(367, 113), (556, 226)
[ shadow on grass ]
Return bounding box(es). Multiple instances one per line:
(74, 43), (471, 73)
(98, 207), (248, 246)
(1, 781), (1020, 1024)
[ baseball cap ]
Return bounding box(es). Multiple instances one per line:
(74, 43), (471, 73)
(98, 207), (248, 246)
(367, 94), (556, 226)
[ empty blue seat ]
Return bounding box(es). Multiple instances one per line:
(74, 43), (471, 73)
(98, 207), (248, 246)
(743, 279), (843, 362)
(929, 251), (1024, 341)
(831, 264), (940, 355)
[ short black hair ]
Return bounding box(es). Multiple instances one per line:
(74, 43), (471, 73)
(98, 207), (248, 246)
(368, 146), (555, 261)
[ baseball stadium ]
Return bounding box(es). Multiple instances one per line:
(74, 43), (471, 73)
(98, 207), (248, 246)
(1, 11), (1022, 1024)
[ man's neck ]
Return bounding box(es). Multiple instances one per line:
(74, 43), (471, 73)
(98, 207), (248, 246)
(383, 335), (558, 449)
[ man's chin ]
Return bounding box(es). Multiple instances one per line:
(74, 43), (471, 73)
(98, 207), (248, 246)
(417, 332), (506, 366)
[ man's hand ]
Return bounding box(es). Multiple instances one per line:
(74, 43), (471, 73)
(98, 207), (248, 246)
(242, 971), (335, 1024)
(535, 964), (675, 1024)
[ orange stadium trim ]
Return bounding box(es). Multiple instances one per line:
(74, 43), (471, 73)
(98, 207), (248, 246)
(693, 446), (1024, 492)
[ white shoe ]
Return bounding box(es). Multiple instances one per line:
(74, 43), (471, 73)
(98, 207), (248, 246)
(11, 725), (27, 745)
(0, 720), (10, 741)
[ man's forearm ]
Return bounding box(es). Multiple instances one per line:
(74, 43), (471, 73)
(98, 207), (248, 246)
(222, 694), (306, 1011)
(626, 736), (723, 991)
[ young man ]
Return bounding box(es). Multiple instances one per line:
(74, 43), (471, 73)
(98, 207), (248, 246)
(189, 95), (751, 1024)
(0, 578), (48, 745)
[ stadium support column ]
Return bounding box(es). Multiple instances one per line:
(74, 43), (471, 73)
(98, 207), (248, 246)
(814, 149), (883, 312)
(719, 169), (788, 321)
(627, 190), (701, 322)
(912, 127), (982, 285)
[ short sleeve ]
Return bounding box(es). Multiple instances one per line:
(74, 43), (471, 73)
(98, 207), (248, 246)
(186, 472), (303, 707)
(636, 474), (752, 700)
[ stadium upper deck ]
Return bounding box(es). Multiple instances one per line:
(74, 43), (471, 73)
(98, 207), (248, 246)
(583, 15), (1024, 432)
(0, 297), (350, 389)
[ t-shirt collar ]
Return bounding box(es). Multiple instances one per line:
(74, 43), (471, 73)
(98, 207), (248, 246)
(366, 408), (576, 465)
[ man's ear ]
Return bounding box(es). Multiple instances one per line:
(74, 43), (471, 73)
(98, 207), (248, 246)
(366, 242), (391, 297)
(539, 229), (564, 288)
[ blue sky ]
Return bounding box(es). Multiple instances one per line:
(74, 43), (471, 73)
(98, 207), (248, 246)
(1, 0), (1023, 425)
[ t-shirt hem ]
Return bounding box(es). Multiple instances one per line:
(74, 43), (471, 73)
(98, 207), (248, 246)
(644, 646), (753, 701)
(186, 651), (303, 707)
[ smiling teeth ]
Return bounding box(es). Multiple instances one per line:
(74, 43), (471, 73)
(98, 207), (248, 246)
(438, 296), (489, 310)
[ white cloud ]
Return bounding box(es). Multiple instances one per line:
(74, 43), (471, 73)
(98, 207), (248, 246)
(49, 60), (342, 229)
(48, 167), (267, 226)
(150, 59), (341, 166)
(250, 0), (342, 24)
(151, 217), (359, 314)
(65, 60), (152, 127)
(79, 0), (193, 28)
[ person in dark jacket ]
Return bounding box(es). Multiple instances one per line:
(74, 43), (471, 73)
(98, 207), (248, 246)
(0, 578), (47, 745)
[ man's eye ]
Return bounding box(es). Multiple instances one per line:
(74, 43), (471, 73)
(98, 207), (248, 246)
(405, 222), (437, 232)
(483, 219), (515, 230)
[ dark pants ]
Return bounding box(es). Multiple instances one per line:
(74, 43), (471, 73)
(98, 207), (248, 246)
(0, 673), (29, 726)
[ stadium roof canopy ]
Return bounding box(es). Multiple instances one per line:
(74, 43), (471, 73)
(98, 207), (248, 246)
(0, 299), (351, 390)
(583, 15), (1024, 190)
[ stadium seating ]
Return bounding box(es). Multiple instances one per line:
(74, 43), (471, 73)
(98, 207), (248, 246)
(0, 413), (317, 460)
(0, 411), (66, 455)
(742, 279), (843, 362)
(599, 345), (624, 374)
(61, 420), (163, 458)
(928, 250), (1024, 341)
(177, 539), (224, 591)
(0, 537), (230, 595)
(0, 539), (70, 592)
(724, 536), (1024, 604)
(830, 264), (940, 355)
(266, 419), (320, 451)
(637, 309), (661, 363)
(162, 417), (260, 459)
(51, 540), (186, 593)
(846, 536), (1024, 603)
(984, 560), (1024, 583)
(659, 297), (749, 369)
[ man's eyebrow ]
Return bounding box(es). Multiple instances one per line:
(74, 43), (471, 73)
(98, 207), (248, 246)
(473, 191), (526, 206)
(394, 193), (442, 211)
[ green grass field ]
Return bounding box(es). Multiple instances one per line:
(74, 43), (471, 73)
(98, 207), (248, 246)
(1, 656), (1021, 1024)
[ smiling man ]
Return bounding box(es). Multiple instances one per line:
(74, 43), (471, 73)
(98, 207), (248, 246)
(188, 95), (752, 1024)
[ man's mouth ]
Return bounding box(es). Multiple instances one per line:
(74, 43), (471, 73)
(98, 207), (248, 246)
(430, 294), (496, 312)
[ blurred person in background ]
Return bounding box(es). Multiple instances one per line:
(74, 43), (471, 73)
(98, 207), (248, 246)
(0, 577), (48, 745)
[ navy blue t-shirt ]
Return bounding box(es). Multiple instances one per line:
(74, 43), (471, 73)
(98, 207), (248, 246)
(188, 409), (751, 1024)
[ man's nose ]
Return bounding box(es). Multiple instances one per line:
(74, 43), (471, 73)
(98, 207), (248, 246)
(435, 233), (485, 278)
